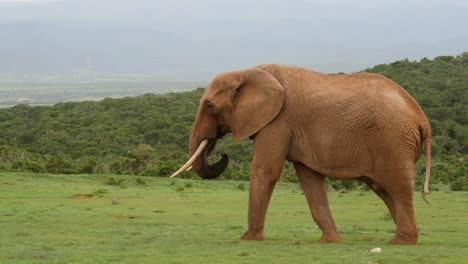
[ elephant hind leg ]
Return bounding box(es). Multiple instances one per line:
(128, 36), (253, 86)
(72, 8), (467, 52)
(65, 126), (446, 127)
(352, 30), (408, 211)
(387, 191), (418, 245)
(370, 173), (418, 245)
(294, 163), (342, 243)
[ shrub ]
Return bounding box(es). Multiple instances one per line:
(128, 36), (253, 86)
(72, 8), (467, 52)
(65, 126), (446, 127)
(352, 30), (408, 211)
(237, 183), (246, 191)
(135, 177), (147, 185)
(12, 160), (45, 173)
(105, 177), (125, 186)
(94, 188), (109, 194)
(45, 154), (76, 174)
(156, 161), (180, 177)
(450, 177), (468, 191)
(174, 186), (185, 192)
(328, 178), (359, 190)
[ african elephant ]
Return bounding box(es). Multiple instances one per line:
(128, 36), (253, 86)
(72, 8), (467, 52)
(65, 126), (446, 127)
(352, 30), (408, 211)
(172, 64), (431, 245)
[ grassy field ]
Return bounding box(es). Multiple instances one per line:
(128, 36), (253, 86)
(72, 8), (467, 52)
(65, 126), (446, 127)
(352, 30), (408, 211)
(0, 172), (467, 263)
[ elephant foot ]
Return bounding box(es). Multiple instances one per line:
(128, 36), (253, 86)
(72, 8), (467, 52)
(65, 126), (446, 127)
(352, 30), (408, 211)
(319, 233), (342, 243)
(388, 234), (417, 245)
(241, 230), (265, 241)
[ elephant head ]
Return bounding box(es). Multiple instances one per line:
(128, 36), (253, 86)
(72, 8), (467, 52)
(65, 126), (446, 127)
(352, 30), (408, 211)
(171, 68), (285, 179)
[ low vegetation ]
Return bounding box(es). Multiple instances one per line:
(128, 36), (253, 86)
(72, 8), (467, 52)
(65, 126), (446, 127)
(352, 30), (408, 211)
(1, 172), (467, 263)
(0, 54), (466, 191)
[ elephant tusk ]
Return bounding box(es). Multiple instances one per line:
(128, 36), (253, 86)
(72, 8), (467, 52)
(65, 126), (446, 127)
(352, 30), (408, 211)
(185, 165), (192, 172)
(170, 139), (209, 178)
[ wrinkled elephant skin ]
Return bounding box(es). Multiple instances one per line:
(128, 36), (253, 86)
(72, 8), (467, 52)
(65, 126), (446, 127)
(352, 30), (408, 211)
(187, 64), (431, 245)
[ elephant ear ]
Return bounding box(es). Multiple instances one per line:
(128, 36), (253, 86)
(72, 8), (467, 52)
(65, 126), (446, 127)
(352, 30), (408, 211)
(232, 69), (285, 141)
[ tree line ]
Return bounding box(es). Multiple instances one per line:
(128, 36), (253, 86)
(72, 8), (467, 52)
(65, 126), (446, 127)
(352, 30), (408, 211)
(0, 53), (466, 191)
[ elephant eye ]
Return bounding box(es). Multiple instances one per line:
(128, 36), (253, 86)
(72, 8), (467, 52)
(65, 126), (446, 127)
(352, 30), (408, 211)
(206, 101), (214, 113)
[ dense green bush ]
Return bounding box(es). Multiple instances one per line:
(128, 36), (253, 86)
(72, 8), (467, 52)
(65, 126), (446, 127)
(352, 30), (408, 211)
(450, 177), (468, 191)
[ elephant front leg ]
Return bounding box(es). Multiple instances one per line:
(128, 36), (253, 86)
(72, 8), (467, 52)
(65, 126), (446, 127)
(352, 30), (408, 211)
(294, 163), (342, 243)
(241, 163), (283, 241)
(241, 132), (288, 241)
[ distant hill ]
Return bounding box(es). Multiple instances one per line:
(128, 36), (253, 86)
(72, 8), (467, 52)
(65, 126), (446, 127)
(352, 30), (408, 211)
(0, 81), (207, 108)
(0, 54), (466, 191)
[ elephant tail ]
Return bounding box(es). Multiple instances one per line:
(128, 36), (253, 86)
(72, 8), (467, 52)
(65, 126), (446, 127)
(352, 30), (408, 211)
(421, 123), (432, 203)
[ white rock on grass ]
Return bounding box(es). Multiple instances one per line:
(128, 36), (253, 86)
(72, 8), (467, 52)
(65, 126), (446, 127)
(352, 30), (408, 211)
(370, 247), (382, 253)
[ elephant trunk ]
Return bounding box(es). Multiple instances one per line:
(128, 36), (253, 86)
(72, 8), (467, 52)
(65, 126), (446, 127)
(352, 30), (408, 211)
(170, 104), (230, 179)
(189, 131), (229, 179)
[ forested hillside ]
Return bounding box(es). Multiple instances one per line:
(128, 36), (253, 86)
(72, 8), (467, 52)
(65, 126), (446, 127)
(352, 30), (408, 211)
(0, 54), (466, 190)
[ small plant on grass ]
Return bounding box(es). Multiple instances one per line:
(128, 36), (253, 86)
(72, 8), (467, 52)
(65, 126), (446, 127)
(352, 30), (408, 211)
(135, 177), (147, 186)
(174, 185), (189, 197)
(380, 211), (392, 222)
(237, 183), (246, 191)
(175, 186), (185, 192)
(287, 240), (304, 246)
(105, 177), (125, 186)
(93, 188), (109, 194)
(357, 184), (369, 196)
(170, 179), (176, 186)
(358, 184), (370, 192)
(351, 224), (365, 231)
(184, 182), (193, 188)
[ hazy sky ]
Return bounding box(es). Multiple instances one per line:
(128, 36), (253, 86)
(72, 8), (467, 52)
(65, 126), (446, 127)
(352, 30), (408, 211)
(0, 0), (467, 81)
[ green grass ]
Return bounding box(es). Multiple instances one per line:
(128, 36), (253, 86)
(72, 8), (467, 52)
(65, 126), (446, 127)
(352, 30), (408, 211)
(0, 172), (467, 263)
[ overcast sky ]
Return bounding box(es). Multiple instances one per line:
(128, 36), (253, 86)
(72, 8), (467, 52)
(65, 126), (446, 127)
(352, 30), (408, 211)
(0, 0), (467, 81)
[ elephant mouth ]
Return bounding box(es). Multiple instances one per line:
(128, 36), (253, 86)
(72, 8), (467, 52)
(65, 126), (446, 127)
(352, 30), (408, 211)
(216, 125), (230, 139)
